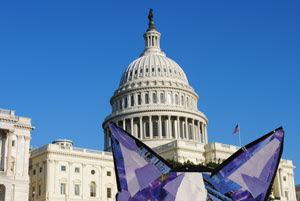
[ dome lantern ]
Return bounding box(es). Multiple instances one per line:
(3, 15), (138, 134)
(140, 9), (166, 57)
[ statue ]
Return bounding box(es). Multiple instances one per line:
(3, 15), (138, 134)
(147, 8), (156, 31)
(148, 8), (154, 22)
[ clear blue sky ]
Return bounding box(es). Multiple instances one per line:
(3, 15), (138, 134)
(1, 0), (299, 183)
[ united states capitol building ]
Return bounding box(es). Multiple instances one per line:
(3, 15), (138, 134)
(1, 10), (297, 201)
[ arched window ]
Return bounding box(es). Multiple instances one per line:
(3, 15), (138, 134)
(124, 97), (128, 108)
(131, 94), (134, 106)
(145, 93), (149, 104)
(175, 94), (179, 105)
(90, 182), (96, 197)
(160, 93), (164, 104)
(119, 99), (122, 110)
(138, 93), (142, 105)
(186, 97), (189, 107)
(153, 93), (157, 104)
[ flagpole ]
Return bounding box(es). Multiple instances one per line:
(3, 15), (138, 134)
(238, 123), (242, 147)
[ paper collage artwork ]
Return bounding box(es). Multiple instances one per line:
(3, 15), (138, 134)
(108, 123), (284, 201)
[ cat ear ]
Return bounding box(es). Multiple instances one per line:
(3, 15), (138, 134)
(209, 127), (284, 201)
(108, 122), (172, 197)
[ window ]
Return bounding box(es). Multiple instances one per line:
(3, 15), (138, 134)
(61, 166), (66, 171)
(283, 176), (287, 181)
(153, 120), (158, 137)
(32, 186), (35, 198)
(91, 170), (95, 175)
(124, 97), (128, 108)
(107, 171), (111, 176)
(145, 93), (149, 104)
(60, 183), (66, 195)
(90, 182), (96, 197)
(138, 93), (141, 105)
(162, 121), (166, 137)
(175, 94), (179, 105)
(107, 187), (112, 198)
(12, 140), (15, 147)
(75, 167), (80, 173)
(131, 94), (134, 106)
(152, 68), (154, 72)
(145, 122), (150, 137)
(181, 95), (184, 106)
(160, 93), (164, 103)
(119, 99), (122, 110)
(39, 167), (42, 173)
(74, 184), (80, 196)
(153, 93), (157, 104)
(38, 184), (41, 196)
(33, 169), (36, 175)
(186, 97), (189, 107)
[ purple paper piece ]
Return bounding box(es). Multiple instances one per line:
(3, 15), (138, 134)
(242, 174), (268, 198)
(135, 163), (162, 190)
(163, 173), (185, 196)
(117, 191), (131, 201)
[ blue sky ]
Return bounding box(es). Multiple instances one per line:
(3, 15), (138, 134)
(1, 1), (299, 183)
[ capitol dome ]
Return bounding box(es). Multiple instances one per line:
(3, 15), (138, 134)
(103, 9), (208, 154)
(119, 50), (189, 87)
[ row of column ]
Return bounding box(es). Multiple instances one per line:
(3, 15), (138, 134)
(0, 129), (30, 176)
(104, 116), (208, 149)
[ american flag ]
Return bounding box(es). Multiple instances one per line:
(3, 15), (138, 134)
(232, 124), (239, 135)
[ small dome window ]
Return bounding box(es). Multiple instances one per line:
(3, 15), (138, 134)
(169, 69), (172, 73)
(140, 69), (143, 73)
(152, 68), (155, 72)
(158, 68), (160, 72)
(174, 70), (177, 74)
(164, 68), (166, 72)
(135, 70), (137, 75)
(146, 68), (149, 73)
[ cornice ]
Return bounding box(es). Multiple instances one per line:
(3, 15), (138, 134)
(103, 108), (208, 127)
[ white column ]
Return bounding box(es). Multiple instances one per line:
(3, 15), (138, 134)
(6, 130), (13, 174)
(177, 117), (180, 139)
(204, 124), (208, 144)
(123, 120), (126, 130)
(185, 118), (188, 139)
(158, 116), (162, 139)
(192, 119), (195, 141)
(149, 116), (153, 139)
(174, 117), (178, 139)
(168, 116), (171, 139)
(15, 135), (23, 175)
(197, 121), (201, 143)
(46, 160), (52, 196)
(131, 118), (134, 136)
(139, 117), (143, 140)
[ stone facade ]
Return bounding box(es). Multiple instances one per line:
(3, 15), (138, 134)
(29, 140), (116, 201)
(0, 109), (34, 201)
